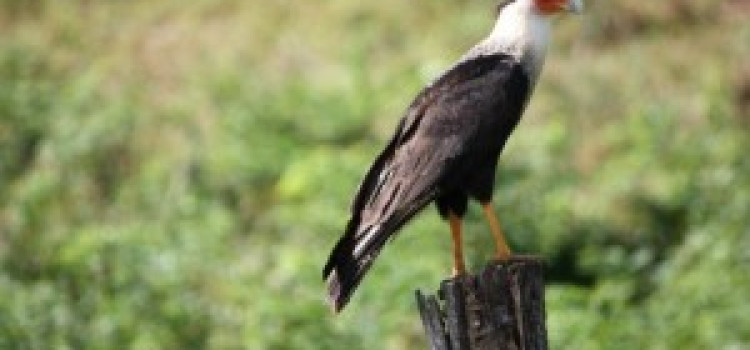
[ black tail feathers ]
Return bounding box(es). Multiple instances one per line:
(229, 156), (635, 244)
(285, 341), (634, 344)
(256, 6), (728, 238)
(322, 220), (385, 312)
(323, 194), (432, 312)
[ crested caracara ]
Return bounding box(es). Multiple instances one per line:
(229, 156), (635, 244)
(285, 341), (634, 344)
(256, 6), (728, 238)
(324, 0), (583, 312)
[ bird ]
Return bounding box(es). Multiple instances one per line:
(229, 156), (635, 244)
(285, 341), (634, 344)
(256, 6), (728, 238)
(323, 0), (583, 312)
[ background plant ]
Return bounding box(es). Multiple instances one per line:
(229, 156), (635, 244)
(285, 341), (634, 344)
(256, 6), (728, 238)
(1, 1), (748, 349)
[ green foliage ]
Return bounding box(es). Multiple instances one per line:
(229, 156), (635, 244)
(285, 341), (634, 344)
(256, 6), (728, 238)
(1, 0), (748, 349)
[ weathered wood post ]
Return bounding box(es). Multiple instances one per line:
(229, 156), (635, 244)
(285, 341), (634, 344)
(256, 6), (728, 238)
(416, 257), (547, 350)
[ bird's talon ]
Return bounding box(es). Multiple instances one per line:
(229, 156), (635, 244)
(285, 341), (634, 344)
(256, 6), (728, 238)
(494, 252), (512, 261)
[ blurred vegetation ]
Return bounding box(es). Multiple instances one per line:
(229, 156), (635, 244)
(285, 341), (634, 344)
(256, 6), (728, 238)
(1, 0), (748, 349)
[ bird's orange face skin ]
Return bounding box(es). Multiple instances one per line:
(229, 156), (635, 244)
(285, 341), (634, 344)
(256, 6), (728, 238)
(534, 0), (570, 14)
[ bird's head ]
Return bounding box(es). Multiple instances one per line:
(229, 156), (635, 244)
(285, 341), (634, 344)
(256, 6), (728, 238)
(533, 0), (583, 15)
(486, 0), (582, 81)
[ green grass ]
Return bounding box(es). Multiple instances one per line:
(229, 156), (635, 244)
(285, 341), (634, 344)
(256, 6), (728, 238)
(1, 0), (749, 349)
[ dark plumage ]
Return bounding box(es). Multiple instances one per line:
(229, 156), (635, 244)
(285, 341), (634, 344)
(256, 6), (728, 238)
(323, 0), (582, 312)
(323, 54), (530, 311)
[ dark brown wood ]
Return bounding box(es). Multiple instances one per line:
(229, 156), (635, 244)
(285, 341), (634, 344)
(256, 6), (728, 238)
(416, 258), (547, 350)
(416, 290), (450, 350)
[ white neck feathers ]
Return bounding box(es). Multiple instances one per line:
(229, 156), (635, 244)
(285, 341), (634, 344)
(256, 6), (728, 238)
(464, 0), (551, 82)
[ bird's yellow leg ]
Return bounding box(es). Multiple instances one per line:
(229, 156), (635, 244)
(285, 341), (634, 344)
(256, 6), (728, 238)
(482, 203), (512, 260)
(448, 212), (467, 276)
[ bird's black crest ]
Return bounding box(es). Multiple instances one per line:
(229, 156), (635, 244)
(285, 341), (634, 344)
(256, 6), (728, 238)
(496, 1), (515, 15)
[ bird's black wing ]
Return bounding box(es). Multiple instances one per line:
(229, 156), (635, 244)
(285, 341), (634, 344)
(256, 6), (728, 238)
(323, 53), (526, 311)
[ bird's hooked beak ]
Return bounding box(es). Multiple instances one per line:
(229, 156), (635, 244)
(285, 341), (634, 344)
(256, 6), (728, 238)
(565, 0), (584, 14)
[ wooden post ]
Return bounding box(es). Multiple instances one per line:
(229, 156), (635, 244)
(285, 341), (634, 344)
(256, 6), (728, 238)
(416, 257), (547, 350)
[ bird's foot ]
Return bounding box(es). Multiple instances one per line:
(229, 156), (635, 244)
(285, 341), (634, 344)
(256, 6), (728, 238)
(494, 249), (512, 261)
(451, 264), (467, 277)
